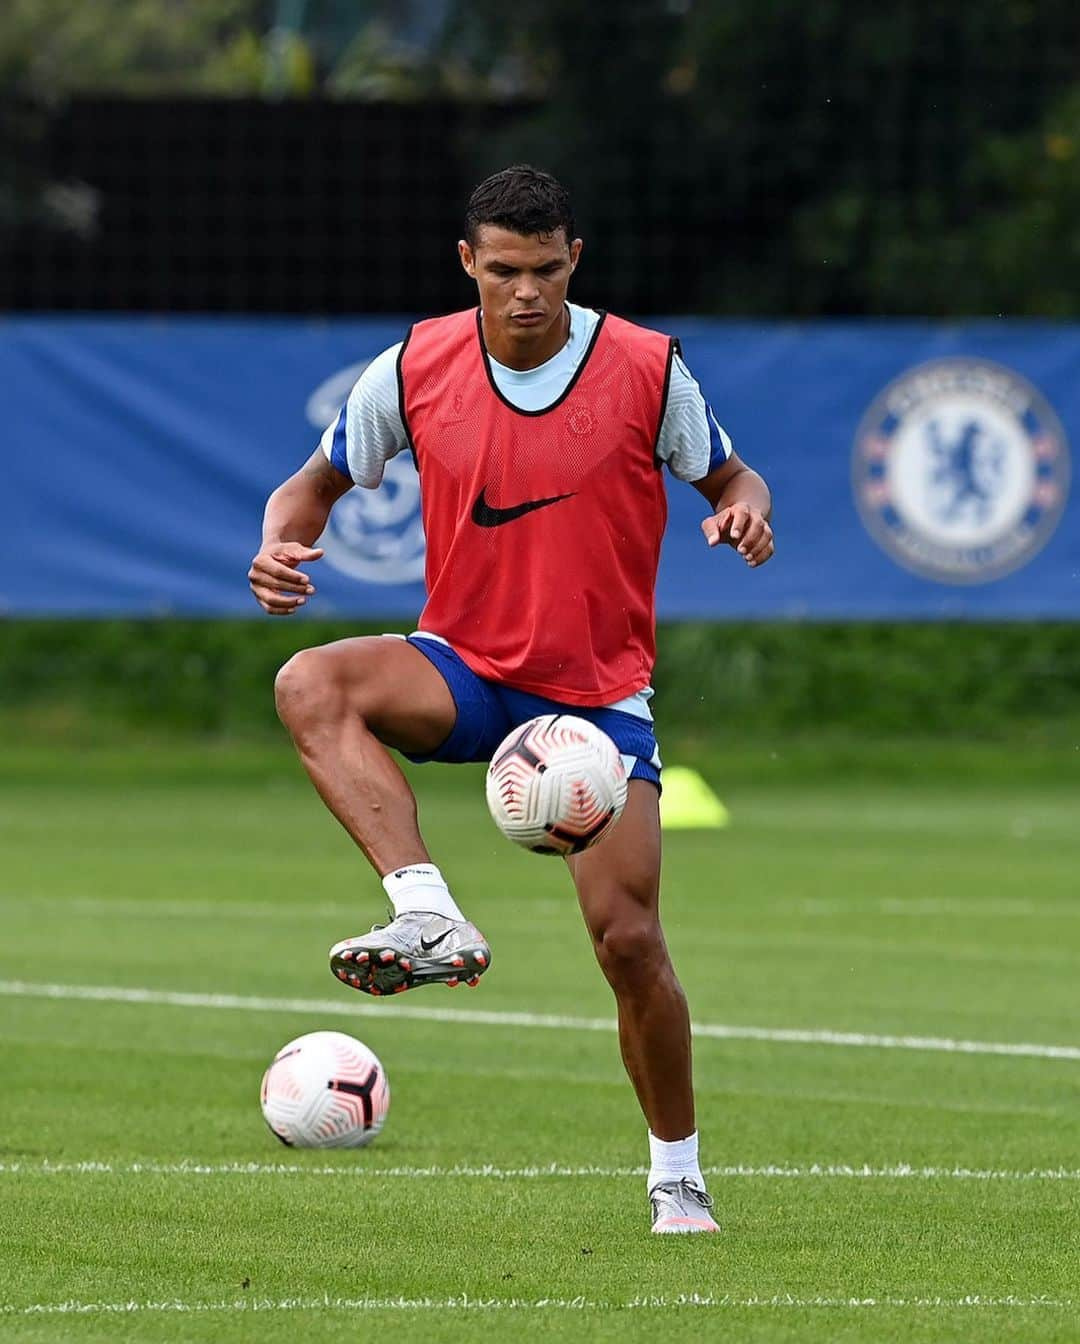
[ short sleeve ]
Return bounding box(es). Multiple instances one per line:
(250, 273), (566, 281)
(319, 342), (408, 488)
(655, 350), (733, 483)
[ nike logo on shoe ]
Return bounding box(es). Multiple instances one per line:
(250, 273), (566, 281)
(471, 487), (576, 528)
(419, 929), (453, 952)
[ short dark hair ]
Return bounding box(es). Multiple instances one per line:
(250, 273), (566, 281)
(464, 165), (576, 246)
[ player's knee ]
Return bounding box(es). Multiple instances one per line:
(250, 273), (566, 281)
(274, 647), (346, 731)
(592, 911), (665, 986)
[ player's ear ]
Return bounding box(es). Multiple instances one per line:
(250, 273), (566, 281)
(458, 239), (476, 278)
(568, 238), (583, 272)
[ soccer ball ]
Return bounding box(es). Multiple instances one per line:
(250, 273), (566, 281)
(485, 714), (628, 855)
(260, 1031), (389, 1148)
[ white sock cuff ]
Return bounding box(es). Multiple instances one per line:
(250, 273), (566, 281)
(382, 863), (443, 892)
(647, 1130), (704, 1192)
(381, 864), (465, 922)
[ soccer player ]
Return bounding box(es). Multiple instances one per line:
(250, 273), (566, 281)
(250, 166), (774, 1234)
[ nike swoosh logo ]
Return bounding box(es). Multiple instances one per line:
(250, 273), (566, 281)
(471, 487), (576, 528)
(420, 930), (453, 952)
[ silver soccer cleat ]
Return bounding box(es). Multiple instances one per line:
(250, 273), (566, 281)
(649, 1178), (720, 1235)
(329, 912), (491, 996)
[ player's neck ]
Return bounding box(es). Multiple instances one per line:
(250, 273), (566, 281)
(480, 304), (571, 372)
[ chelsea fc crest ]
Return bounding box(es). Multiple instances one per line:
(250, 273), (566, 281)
(853, 358), (1070, 585)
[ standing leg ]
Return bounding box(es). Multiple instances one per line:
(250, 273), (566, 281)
(566, 779), (718, 1232)
(565, 781), (693, 1138)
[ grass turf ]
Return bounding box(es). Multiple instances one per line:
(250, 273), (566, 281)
(0, 742), (1077, 1342)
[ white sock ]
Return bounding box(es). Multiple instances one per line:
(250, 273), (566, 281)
(381, 863), (465, 922)
(647, 1130), (705, 1193)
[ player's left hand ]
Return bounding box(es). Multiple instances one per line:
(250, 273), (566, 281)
(701, 503), (774, 567)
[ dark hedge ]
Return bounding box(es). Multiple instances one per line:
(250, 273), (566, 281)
(3, 619), (1078, 746)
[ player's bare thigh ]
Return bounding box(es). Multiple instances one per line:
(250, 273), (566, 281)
(565, 780), (662, 927)
(275, 634), (457, 756)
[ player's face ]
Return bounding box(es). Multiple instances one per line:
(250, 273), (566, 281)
(459, 226), (583, 367)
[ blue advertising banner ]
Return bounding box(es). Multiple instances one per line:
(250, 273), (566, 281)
(1, 316), (1077, 618)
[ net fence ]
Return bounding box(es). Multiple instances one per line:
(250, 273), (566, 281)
(3, 4), (1079, 316)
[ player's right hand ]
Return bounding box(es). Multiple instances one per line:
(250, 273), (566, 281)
(248, 542), (324, 616)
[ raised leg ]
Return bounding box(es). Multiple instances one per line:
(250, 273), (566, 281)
(274, 635), (457, 875)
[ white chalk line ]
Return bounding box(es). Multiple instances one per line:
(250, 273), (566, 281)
(2, 979), (1078, 1062)
(9, 892), (1077, 922)
(797, 897), (1080, 919)
(3, 893), (355, 923)
(2, 1158), (1078, 1183)
(0, 1293), (1071, 1317)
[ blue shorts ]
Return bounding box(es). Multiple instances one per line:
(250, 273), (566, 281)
(402, 635), (662, 789)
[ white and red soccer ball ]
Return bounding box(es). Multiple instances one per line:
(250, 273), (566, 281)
(485, 713), (628, 855)
(260, 1031), (389, 1148)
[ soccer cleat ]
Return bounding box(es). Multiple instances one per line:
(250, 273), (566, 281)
(329, 912), (491, 996)
(649, 1179), (720, 1235)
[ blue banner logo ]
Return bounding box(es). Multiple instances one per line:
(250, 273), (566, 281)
(319, 455), (427, 585)
(307, 361), (427, 586)
(853, 358), (1070, 585)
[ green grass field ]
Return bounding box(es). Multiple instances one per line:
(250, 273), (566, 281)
(1, 742), (1078, 1342)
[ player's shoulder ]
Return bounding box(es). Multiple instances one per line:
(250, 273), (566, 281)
(346, 341), (403, 404)
(601, 313), (702, 392)
(598, 310), (676, 359)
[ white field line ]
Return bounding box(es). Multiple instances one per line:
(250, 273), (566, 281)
(2, 1158), (1079, 1183)
(0, 1293), (1072, 1317)
(4, 894), (356, 922)
(2, 978), (1078, 1063)
(10, 893), (1078, 921)
(797, 897), (1080, 918)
